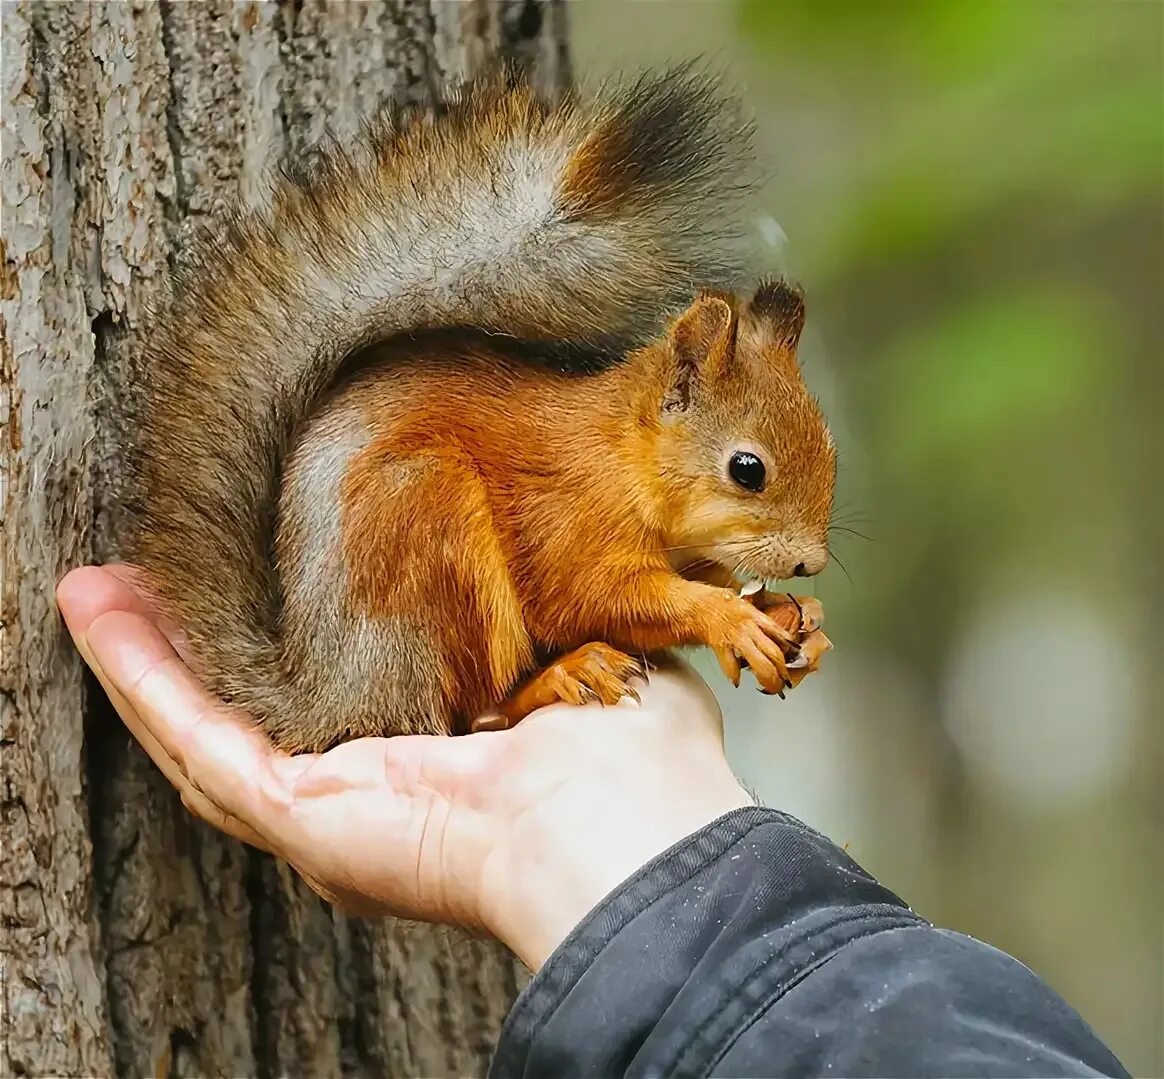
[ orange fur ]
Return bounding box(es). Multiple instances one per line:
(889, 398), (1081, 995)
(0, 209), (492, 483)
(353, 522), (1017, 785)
(315, 287), (835, 734)
(491, 644), (646, 729)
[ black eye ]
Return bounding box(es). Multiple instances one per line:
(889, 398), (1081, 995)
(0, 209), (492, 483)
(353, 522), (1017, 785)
(728, 450), (766, 492)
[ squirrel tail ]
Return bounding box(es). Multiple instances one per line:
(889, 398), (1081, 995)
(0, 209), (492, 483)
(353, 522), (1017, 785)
(129, 66), (754, 724)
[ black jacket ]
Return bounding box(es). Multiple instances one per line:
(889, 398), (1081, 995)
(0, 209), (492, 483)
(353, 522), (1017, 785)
(490, 807), (1127, 1078)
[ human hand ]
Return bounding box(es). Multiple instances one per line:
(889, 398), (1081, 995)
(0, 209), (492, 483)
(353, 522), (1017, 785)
(56, 565), (753, 970)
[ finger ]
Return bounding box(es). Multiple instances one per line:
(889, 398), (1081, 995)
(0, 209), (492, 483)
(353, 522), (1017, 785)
(57, 564), (190, 661)
(282, 731), (490, 801)
(58, 578), (276, 852)
(180, 787), (274, 853)
(101, 564), (191, 656)
(59, 574), (204, 793)
(84, 609), (293, 833)
(751, 606), (797, 647)
(58, 565), (152, 634)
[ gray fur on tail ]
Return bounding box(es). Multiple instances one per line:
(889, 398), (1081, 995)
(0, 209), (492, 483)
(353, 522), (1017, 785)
(128, 66), (755, 731)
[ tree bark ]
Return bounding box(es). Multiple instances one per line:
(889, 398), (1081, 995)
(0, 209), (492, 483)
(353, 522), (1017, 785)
(1, 3), (569, 1076)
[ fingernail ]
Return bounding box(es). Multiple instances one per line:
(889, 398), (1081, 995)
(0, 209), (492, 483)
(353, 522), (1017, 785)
(472, 713), (509, 733)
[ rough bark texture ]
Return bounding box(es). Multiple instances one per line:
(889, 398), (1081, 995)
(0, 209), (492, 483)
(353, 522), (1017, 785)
(1, 3), (568, 1076)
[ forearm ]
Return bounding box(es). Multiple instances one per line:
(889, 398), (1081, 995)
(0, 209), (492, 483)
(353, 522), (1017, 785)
(568, 570), (749, 651)
(581, 569), (736, 652)
(490, 809), (1129, 1079)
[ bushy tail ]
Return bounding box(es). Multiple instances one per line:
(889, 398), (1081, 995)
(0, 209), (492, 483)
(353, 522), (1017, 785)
(128, 66), (755, 716)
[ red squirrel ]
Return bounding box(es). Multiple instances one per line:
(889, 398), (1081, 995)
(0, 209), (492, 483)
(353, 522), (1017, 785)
(129, 68), (836, 752)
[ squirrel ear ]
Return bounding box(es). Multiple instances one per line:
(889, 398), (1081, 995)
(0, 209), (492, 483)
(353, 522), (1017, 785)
(749, 278), (805, 352)
(664, 291), (738, 413)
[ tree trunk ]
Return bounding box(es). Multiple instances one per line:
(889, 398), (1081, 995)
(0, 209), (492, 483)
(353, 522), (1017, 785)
(1, 3), (568, 1075)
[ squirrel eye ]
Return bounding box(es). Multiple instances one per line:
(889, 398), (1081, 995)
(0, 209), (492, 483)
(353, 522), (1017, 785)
(728, 450), (766, 493)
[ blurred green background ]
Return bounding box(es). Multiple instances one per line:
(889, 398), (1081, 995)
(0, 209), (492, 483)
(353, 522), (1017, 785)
(573, 2), (1161, 1072)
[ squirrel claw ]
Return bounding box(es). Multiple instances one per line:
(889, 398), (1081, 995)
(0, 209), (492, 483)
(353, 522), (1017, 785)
(495, 642), (645, 727)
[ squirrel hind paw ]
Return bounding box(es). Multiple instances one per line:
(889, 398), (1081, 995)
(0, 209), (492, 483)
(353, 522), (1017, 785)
(492, 643), (646, 729)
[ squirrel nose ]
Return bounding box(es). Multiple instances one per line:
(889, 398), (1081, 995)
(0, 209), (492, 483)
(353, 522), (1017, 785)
(791, 546), (829, 578)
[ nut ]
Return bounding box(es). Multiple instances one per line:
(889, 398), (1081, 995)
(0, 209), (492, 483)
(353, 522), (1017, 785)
(761, 594), (832, 689)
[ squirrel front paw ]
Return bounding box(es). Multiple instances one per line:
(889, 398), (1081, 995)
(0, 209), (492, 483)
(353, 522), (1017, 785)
(705, 591), (798, 694)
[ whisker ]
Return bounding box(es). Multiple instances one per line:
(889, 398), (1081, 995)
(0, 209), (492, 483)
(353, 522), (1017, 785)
(728, 549), (755, 583)
(829, 510), (874, 528)
(829, 525), (874, 542)
(644, 539), (756, 555)
(828, 549), (853, 586)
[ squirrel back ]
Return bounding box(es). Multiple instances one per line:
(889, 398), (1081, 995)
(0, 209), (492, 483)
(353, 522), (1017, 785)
(129, 67), (756, 737)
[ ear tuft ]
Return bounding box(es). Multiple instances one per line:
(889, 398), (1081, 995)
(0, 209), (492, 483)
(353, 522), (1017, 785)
(665, 291), (738, 412)
(750, 278), (805, 349)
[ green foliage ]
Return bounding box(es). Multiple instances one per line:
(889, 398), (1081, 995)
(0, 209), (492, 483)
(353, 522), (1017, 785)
(740, 0), (1044, 82)
(737, 0), (1160, 599)
(825, 74), (1162, 272)
(872, 290), (1104, 473)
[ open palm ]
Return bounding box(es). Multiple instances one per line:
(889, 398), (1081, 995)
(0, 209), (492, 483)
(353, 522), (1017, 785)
(56, 566), (749, 968)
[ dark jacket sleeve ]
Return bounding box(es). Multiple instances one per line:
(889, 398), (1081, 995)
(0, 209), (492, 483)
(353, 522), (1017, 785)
(489, 807), (1128, 1079)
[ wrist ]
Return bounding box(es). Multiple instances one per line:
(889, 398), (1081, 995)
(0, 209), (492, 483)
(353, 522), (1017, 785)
(496, 783), (753, 971)
(486, 771), (753, 970)
(476, 670), (753, 969)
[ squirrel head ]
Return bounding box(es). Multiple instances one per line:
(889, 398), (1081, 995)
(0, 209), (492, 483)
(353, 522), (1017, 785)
(654, 281), (836, 584)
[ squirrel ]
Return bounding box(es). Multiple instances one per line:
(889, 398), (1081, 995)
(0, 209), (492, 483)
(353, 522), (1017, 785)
(128, 67), (837, 753)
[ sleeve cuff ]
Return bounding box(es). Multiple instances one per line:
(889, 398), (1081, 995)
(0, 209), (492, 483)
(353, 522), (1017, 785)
(490, 806), (921, 1078)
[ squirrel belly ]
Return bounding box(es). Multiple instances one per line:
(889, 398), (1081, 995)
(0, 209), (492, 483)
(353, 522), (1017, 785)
(274, 340), (654, 749)
(275, 348), (539, 747)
